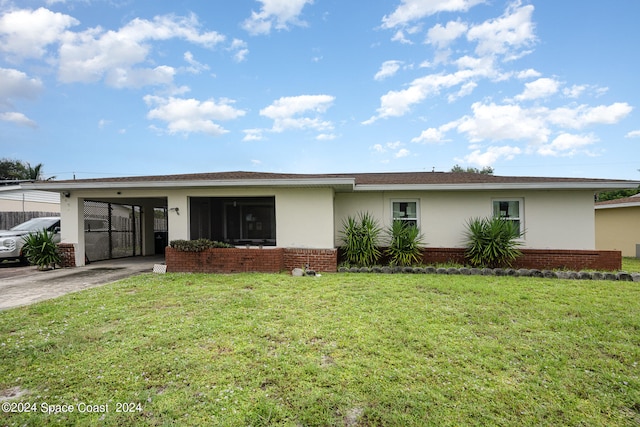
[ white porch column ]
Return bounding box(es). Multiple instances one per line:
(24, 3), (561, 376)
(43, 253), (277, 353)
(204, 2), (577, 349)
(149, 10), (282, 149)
(59, 193), (86, 267)
(166, 194), (189, 241)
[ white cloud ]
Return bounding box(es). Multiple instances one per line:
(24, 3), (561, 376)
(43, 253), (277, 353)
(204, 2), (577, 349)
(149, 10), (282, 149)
(459, 145), (522, 167)
(316, 133), (336, 141)
(58, 13), (225, 87)
(455, 102), (550, 144)
(395, 148), (410, 158)
(514, 77), (560, 101)
(183, 51), (210, 73)
(411, 127), (447, 144)
(466, 2), (536, 59)
(243, 128), (264, 142)
(0, 68), (43, 107)
(259, 94), (335, 133)
(626, 130), (640, 139)
(0, 111), (37, 128)
(229, 39), (249, 62)
(374, 60), (403, 81)
(536, 133), (597, 157)
(144, 95), (246, 136)
(426, 20), (468, 49)
(364, 67), (488, 123)
(242, 0), (313, 35)
(547, 102), (633, 129)
(382, 0), (484, 29)
(0, 7), (78, 59)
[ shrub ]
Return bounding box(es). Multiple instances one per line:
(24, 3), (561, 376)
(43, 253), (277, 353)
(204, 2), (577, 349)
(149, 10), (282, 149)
(339, 212), (382, 267)
(169, 239), (234, 252)
(386, 220), (425, 266)
(463, 216), (523, 268)
(21, 229), (61, 270)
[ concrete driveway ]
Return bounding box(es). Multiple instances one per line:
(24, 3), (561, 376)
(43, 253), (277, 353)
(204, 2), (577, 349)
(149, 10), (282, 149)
(0, 256), (164, 310)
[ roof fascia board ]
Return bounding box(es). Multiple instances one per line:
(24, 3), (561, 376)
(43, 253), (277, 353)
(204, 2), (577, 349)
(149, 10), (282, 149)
(595, 202), (640, 210)
(23, 178), (356, 192)
(353, 182), (640, 191)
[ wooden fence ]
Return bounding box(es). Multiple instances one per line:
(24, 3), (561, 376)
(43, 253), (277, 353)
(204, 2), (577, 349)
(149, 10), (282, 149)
(0, 211), (59, 230)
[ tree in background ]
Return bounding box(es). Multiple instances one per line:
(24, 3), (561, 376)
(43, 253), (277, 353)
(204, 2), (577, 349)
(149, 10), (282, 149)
(596, 186), (640, 202)
(0, 159), (54, 181)
(450, 164), (494, 175)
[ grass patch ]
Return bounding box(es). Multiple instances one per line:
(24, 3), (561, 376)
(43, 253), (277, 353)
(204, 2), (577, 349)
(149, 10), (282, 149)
(1, 273), (639, 426)
(623, 257), (640, 273)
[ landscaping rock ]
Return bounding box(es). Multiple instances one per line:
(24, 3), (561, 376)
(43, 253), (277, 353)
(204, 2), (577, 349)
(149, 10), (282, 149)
(481, 268), (494, 276)
(632, 273), (640, 282)
(413, 267), (425, 274)
(516, 269), (531, 277)
(403, 266), (415, 274)
(349, 267), (360, 273)
(530, 269), (543, 277)
(359, 267), (371, 273)
(459, 267), (471, 275)
(493, 268), (505, 276)
(604, 272), (617, 281)
(504, 268), (516, 276)
(447, 267), (460, 275)
(578, 271), (593, 280)
(338, 266), (349, 273)
(469, 268), (482, 275)
(292, 268), (304, 277)
(371, 266), (383, 273)
(424, 266), (437, 274)
(617, 272), (632, 282)
(543, 270), (557, 279)
(381, 266), (393, 274)
(436, 268), (448, 275)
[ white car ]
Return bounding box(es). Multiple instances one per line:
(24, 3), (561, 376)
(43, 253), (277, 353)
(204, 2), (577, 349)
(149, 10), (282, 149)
(0, 217), (60, 264)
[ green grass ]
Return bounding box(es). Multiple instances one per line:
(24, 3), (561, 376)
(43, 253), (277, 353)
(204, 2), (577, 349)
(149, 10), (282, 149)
(623, 257), (640, 273)
(1, 273), (639, 426)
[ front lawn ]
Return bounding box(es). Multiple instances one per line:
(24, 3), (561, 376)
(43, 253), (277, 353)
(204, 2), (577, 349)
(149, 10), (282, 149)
(1, 273), (639, 426)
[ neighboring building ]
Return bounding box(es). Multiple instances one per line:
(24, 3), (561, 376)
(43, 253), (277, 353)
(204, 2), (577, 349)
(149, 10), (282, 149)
(0, 183), (60, 213)
(595, 193), (640, 257)
(0, 183), (60, 229)
(23, 171), (639, 269)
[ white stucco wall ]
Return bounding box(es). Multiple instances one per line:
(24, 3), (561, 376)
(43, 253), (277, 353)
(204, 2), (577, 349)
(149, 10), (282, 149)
(334, 190), (596, 250)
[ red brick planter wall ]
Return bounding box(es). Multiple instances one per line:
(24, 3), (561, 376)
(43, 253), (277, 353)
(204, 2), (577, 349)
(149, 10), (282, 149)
(165, 247), (338, 274)
(421, 247), (622, 271)
(166, 246), (620, 273)
(57, 243), (76, 268)
(283, 248), (338, 272)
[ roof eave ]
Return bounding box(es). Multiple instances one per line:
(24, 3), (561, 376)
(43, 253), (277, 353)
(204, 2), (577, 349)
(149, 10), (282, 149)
(353, 182), (640, 191)
(23, 178), (356, 192)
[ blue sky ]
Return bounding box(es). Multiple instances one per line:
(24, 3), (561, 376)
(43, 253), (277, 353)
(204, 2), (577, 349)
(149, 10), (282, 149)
(1, 0), (639, 180)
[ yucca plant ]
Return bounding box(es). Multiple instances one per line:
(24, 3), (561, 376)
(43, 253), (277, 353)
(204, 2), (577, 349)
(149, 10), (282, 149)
(340, 212), (382, 267)
(386, 220), (425, 266)
(463, 216), (523, 268)
(21, 228), (61, 270)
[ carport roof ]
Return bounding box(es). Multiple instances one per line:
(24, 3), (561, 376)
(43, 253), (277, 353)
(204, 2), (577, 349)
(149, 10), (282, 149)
(21, 170), (640, 192)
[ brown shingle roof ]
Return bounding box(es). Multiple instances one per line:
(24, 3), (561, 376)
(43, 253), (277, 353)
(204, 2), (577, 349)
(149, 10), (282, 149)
(44, 170), (637, 186)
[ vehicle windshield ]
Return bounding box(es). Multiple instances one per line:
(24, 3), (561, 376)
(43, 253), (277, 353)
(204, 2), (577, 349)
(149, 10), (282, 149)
(10, 218), (60, 232)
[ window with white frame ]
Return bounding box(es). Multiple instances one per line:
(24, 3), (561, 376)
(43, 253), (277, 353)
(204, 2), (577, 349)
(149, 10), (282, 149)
(392, 200), (419, 227)
(492, 198), (523, 235)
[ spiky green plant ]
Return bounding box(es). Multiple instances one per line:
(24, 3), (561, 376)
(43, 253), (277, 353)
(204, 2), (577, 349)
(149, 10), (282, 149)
(386, 220), (425, 266)
(340, 212), (382, 267)
(463, 216), (523, 268)
(21, 228), (61, 270)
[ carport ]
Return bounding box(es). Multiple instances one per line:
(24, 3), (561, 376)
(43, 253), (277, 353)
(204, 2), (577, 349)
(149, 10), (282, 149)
(75, 195), (168, 265)
(21, 177), (170, 267)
